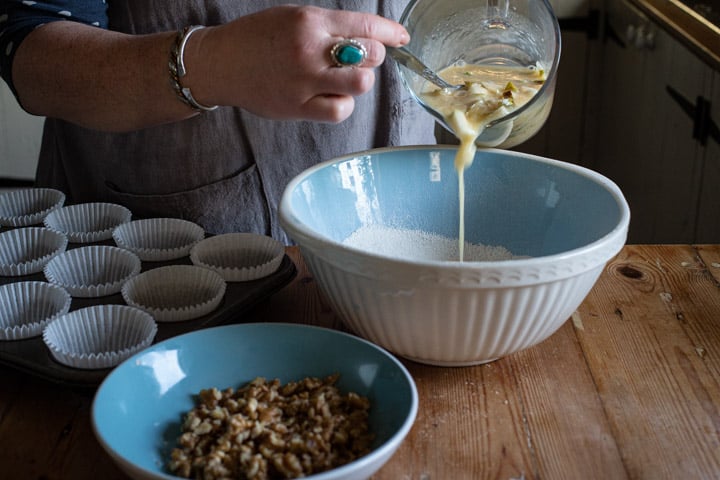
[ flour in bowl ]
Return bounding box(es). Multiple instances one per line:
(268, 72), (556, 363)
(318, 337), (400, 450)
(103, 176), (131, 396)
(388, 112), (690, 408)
(342, 225), (521, 262)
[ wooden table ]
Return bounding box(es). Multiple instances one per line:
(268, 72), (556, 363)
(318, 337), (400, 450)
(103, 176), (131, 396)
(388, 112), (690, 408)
(2, 244), (720, 479)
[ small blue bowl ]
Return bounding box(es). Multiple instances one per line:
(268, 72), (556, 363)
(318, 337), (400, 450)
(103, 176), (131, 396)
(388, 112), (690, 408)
(92, 323), (418, 480)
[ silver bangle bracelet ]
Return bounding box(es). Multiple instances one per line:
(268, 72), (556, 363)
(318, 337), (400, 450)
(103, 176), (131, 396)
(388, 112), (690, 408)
(169, 25), (219, 112)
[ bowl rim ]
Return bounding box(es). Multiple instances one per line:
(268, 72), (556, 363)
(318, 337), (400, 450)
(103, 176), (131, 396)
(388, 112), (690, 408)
(91, 322), (419, 480)
(279, 145), (630, 272)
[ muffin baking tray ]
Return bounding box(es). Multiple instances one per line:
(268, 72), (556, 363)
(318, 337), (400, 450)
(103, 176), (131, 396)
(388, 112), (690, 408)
(0, 231), (296, 388)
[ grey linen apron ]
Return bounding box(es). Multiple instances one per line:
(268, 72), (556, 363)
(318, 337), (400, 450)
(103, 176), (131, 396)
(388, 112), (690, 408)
(34, 0), (436, 244)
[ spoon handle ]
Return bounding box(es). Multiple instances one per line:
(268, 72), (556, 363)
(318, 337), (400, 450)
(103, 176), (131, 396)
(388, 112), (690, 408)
(386, 47), (460, 90)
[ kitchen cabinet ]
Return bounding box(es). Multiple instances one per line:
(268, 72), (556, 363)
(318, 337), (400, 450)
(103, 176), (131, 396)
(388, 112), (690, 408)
(509, 1), (602, 166)
(512, 0), (607, 168)
(514, 27), (595, 164)
(696, 70), (720, 241)
(0, 82), (43, 183)
(586, 0), (719, 243)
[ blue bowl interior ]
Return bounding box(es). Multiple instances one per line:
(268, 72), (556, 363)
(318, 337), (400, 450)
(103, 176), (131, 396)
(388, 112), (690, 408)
(284, 148), (625, 257)
(92, 323), (416, 478)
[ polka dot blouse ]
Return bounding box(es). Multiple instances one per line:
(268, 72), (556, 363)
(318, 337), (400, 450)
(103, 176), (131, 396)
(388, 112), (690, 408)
(0, 0), (108, 97)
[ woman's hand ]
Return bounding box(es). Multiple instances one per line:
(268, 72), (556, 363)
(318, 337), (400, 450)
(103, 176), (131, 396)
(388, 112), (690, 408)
(186, 5), (410, 122)
(11, 5), (408, 131)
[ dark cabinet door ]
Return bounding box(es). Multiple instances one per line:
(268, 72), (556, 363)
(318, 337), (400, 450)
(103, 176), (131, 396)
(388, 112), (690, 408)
(593, 0), (709, 243)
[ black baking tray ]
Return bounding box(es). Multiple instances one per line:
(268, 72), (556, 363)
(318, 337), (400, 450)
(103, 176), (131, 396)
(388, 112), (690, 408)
(0, 237), (297, 388)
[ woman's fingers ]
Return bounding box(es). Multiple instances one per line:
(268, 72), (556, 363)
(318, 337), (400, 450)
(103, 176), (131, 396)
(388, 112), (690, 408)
(303, 94), (356, 123)
(321, 59), (377, 95)
(201, 5), (407, 121)
(320, 8), (409, 48)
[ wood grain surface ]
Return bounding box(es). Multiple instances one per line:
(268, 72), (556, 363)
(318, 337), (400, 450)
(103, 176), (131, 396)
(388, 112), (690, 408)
(1, 245), (719, 479)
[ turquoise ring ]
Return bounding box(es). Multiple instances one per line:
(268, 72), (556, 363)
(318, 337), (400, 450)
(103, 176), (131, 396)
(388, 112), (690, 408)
(330, 39), (367, 67)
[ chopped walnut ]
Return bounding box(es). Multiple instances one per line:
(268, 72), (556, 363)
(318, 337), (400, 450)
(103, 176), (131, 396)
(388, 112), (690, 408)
(167, 374), (373, 479)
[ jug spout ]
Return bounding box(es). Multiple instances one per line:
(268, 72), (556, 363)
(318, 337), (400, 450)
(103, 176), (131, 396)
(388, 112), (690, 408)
(486, 0), (511, 20)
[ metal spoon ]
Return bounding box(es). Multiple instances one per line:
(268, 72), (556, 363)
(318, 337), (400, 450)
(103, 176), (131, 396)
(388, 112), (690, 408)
(385, 47), (463, 91)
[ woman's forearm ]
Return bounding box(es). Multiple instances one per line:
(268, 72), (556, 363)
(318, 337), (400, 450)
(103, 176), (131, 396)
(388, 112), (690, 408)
(10, 6), (410, 133)
(12, 21), (199, 132)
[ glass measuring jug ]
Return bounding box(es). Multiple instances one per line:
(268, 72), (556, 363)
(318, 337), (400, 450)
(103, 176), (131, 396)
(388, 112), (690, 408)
(396, 0), (561, 148)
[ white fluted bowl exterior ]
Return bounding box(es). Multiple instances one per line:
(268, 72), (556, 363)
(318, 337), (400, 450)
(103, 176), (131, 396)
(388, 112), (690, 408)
(280, 147), (630, 366)
(297, 238), (617, 366)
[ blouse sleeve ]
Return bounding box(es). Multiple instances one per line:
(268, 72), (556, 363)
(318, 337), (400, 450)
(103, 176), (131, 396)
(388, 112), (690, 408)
(0, 0), (108, 98)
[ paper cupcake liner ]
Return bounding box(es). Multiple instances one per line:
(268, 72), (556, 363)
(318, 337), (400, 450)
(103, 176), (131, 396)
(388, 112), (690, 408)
(0, 188), (66, 227)
(43, 202), (132, 243)
(0, 281), (71, 340)
(190, 233), (284, 282)
(0, 227), (68, 276)
(42, 304), (157, 369)
(121, 265), (226, 322)
(112, 218), (205, 262)
(44, 245), (141, 297)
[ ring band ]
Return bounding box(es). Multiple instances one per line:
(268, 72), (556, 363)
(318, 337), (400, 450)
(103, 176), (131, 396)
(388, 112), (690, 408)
(330, 39), (367, 67)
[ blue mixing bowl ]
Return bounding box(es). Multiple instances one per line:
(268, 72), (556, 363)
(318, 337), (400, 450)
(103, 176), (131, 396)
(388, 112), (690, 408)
(280, 146), (630, 365)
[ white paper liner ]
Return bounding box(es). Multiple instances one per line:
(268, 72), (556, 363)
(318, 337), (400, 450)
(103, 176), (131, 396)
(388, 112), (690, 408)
(190, 233), (284, 282)
(121, 265), (226, 322)
(43, 202), (132, 243)
(0, 188), (66, 227)
(0, 281), (71, 340)
(43, 245), (141, 298)
(112, 218), (205, 262)
(42, 304), (157, 369)
(0, 227), (69, 276)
